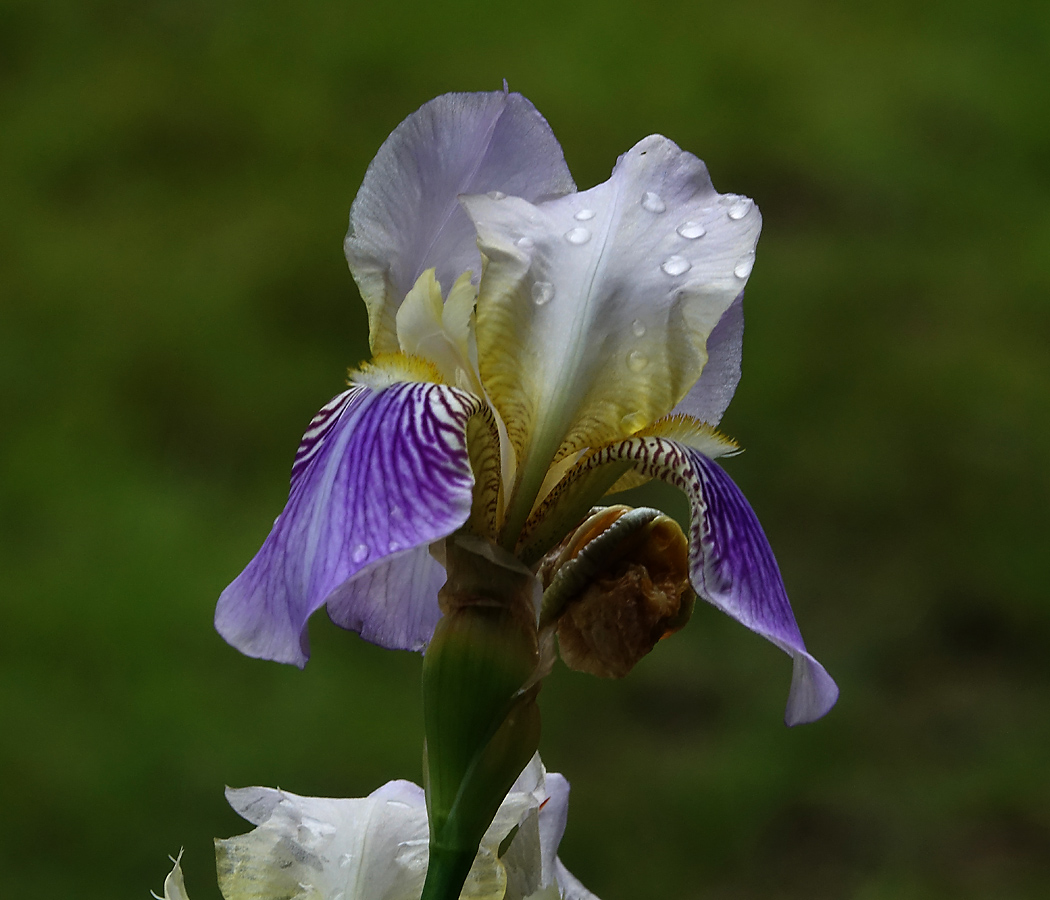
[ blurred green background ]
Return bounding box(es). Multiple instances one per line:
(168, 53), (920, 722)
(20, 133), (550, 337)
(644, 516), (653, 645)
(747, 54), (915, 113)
(2, 0), (1048, 897)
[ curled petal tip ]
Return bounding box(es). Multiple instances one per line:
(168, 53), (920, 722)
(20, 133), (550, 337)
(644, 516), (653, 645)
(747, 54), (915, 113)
(784, 651), (839, 726)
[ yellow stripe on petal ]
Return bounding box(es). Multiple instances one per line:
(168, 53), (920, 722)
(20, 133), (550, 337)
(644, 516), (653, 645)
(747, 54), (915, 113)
(464, 136), (761, 545)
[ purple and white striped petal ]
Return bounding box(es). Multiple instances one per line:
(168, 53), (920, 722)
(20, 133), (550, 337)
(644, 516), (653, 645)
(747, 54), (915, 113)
(526, 430), (837, 724)
(624, 437), (838, 724)
(215, 382), (484, 667)
(345, 89), (575, 354)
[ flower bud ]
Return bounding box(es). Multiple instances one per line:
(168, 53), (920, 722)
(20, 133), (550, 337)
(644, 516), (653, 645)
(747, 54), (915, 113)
(540, 506), (694, 678)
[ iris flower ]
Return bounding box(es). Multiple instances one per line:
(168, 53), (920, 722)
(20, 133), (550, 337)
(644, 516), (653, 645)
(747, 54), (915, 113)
(154, 757), (595, 900)
(215, 88), (837, 726)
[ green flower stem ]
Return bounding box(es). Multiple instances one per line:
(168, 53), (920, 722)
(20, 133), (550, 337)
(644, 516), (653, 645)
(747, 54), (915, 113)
(419, 845), (477, 900)
(420, 535), (542, 900)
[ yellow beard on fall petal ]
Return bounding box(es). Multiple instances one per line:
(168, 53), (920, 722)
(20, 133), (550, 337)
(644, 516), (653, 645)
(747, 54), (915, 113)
(349, 352), (446, 389)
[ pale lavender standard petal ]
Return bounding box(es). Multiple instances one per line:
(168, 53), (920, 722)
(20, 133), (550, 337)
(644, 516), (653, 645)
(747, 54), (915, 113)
(679, 449), (838, 725)
(345, 89), (575, 353)
(671, 292), (744, 426)
(215, 382), (483, 667)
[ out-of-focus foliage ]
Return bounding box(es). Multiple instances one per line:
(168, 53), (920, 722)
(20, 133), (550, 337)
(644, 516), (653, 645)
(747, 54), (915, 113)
(1, 1), (1047, 898)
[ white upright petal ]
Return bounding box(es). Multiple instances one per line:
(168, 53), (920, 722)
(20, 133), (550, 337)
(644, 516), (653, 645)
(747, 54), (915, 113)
(671, 292), (744, 425)
(154, 851), (190, 900)
(216, 758), (598, 900)
(464, 135), (761, 530)
(217, 786), (429, 900)
(345, 90), (575, 353)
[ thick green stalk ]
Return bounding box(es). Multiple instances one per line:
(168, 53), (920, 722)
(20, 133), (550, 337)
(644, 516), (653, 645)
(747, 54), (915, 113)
(420, 535), (542, 900)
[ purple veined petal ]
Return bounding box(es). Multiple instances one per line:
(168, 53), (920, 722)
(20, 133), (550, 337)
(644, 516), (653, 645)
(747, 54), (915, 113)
(628, 438), (838, 724)
(671, 292), (744, 426)
(530, 431), (837, 724)
(345, 89), (576, 354)
(324, 543), (446, 653)
(215, 381), (484, 667)
(686, 451), (838, 724)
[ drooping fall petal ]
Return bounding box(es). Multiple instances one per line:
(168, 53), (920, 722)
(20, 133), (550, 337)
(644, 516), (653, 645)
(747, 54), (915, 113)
(523, 425), (837, 725)
(215, 382), (484, 666)
(630, 437), (837, 724)
(345, 90), (575, 354)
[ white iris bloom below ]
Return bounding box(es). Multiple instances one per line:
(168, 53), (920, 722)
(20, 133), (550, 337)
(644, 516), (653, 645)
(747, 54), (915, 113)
(155, 757), (596, 900)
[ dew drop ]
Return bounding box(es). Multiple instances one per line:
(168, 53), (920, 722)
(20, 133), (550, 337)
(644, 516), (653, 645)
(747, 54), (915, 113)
(352, 544), (369, 564)
(631, 318), (647, 337)
(677, 220), (706, 239)
(388, 539), (400, 552)
(531, 281), (555, 306)
(574, 208), (595, 221)
(339, 854), (353, 869)
(727, 197), (753, 220)
(626, 350), (649, 372)
(734, 254), (755, 279)
(564, 226), (591, 245)
(660, 255), (691, 277)
(515, 235), (534, 249)
(486, 190), (506, 200)
(641, 191), (666, 213)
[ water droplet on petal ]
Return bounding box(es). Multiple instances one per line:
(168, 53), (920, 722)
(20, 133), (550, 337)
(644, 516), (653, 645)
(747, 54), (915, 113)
(574, 208), (595, 221)
(734, 253), (755, 279)
(661, 255), (691, 276)
(565, 226), (591, 245)
(531, 281), (555, 306)
(486, 190), (506, 200)
(677, 220), (706, 239)
(641, 191), (666, 213)
(515, 235), (534, 249)
(620, 411), (647, 432)
(339, 854), (353, 869)
(626, 350), (649, 372)
(727, 197), (753, 220)
(631, 318), (647, 337)
(352, 544), (369, 564)
(388, 539), (400, 552)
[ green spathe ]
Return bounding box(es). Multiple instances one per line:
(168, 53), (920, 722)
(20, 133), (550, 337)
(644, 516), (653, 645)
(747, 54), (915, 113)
(422, 536), (544, 900)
